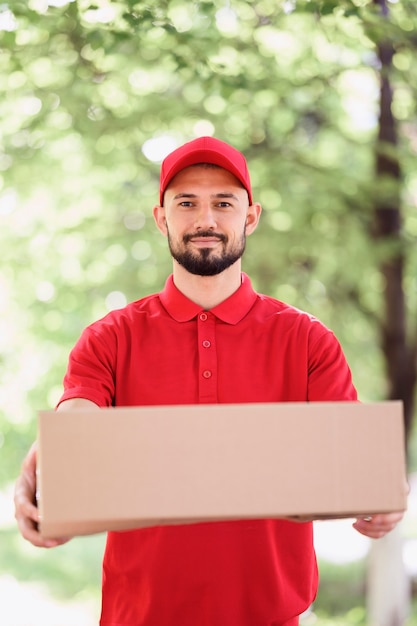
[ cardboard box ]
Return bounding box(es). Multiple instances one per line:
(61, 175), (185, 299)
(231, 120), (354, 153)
(37, 401), (407, 539)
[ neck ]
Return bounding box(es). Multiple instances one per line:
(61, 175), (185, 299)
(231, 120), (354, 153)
(172, 261), (242, 309)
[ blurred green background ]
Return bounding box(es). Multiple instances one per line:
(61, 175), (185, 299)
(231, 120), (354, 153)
(1, 0), (417, 623)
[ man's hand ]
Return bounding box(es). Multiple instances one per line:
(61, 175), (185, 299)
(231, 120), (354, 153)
(352, 511), (405, 539)
(14, 441), (71, 548)
(15, 399), (98, 547)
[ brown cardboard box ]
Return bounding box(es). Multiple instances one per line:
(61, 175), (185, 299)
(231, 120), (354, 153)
(37, 401), (407, 539)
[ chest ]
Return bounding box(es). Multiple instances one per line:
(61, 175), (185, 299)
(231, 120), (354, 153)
(113, 314), (309, 405)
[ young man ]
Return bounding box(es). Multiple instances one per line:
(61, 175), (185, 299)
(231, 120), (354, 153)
(15, 137), (404, 626)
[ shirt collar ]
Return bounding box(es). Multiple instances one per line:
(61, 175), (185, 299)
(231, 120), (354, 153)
(159, 273), (258, 325)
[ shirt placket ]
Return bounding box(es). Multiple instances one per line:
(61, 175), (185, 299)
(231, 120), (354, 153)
(197, 311), (218, 403)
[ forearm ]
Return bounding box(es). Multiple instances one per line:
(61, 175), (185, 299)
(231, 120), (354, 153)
(57, 397), (100, 411)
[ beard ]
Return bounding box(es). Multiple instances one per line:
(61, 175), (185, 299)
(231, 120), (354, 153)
(167, 229), (246, 276)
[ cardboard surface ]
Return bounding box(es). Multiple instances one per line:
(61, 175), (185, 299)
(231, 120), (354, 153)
(37, 401), (408, 539)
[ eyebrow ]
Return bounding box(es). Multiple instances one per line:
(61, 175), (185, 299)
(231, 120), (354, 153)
(173, 192), (239, 200)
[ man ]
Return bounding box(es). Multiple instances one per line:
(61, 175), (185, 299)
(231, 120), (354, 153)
(15, 136), (404, 626)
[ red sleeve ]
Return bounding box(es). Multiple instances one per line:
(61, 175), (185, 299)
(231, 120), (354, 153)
(307, 322), (358, 402)
(57, 324), (116, 408)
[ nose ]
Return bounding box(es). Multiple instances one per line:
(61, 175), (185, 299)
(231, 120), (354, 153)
(194, 203), (217, 231)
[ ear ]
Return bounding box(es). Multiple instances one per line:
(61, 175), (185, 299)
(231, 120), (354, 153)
(245, 202), (262, 236)
(153, 205), (168, 236)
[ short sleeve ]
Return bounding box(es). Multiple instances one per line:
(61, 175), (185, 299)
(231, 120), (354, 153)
(307, 324), (358, 402)
(57, 323), (116, 408)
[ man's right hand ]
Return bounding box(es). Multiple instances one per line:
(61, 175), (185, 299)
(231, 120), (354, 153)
(15, 399), (99, 546)
(14, 441), (71, 548)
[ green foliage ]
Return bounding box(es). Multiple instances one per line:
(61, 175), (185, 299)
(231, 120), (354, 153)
(1, 1), (417, 480)
(314, 559), (367, 616)
(0, 527), (104, 599)
(2, 3), (417, 621)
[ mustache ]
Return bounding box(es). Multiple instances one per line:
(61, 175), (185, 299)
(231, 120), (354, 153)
(183, 231), (227, 244)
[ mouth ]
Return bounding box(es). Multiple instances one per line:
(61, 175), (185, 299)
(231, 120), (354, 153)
(184, 232), (226, 245)
(190, 237), (221, 244)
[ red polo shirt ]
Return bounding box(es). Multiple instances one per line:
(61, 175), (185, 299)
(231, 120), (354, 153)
(59, 273), (357, 626)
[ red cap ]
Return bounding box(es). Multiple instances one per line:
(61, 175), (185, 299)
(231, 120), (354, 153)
(159, 136), (253, 205)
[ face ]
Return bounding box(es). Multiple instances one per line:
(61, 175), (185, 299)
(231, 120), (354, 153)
(153, 165), (261, 277)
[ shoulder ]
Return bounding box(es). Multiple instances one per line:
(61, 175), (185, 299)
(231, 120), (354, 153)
(84, 292), (163, 335)
(253, 292), (338, 344)
(255, 292), (325, 325)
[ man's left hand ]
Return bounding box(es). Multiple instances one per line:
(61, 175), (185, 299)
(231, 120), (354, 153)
(352, 512), (405, 539)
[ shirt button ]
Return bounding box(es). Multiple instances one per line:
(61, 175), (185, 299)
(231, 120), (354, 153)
(202, 340), (211, 348)
(202, 370), (212, 379)
(199, 313), (208, 321)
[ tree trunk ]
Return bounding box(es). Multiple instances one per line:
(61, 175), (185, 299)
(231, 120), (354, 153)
(366, 2), (414, 624)
(367, 525), (411, 626)
(372, 0), (416, 444)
